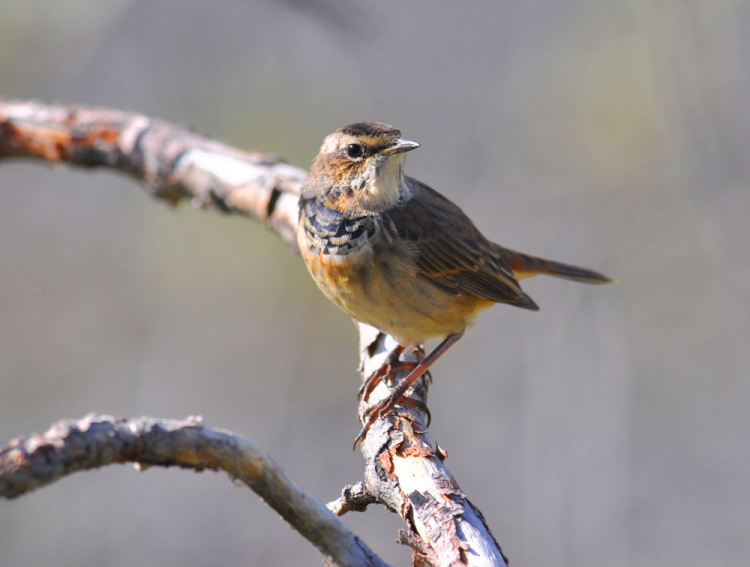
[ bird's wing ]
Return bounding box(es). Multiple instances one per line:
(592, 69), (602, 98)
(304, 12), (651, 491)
(387, 179), (539, 310)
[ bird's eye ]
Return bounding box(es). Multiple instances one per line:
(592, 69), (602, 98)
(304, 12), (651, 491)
(346, 143), (364, 159)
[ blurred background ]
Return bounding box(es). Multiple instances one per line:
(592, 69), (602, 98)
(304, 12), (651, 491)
(1, 2), (748, 566)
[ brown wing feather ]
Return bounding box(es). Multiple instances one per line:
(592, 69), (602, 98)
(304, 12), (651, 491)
(388, 179), (539, 310)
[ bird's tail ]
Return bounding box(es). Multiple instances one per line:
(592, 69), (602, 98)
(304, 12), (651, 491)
(502, 248), (615, 284)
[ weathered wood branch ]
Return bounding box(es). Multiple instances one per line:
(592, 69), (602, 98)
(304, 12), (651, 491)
(0, 98), (304, 245)
(0, 98), (508, 566)
(0, 414), (388, 567)
(352, 326), (509, 567)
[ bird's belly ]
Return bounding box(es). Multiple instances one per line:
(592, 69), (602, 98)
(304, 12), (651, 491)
(306, 246), (491, 345)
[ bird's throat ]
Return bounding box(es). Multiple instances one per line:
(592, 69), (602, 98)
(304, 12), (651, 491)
(361, 156), (409, 211)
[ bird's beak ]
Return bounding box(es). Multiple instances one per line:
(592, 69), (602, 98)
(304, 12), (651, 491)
(382, 138), (420, 156)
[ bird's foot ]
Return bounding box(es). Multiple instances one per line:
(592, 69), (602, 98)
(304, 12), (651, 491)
(353, 333), (464, 450)
(354, 367), (433, 450)
(353, 391), (431, 449)
(358, 344), (418, 402)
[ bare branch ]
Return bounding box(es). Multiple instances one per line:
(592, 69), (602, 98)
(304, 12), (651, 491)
(328, 481), (377, 515)
(0, 414), (389, 567)
(0, 98), (508, 566)
(354, 325), (509, 567)
(0, 98), (305, 246)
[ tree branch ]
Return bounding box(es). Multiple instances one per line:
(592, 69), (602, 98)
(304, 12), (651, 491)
(1, 98), (508, 566)
(0, 414), (388, 567)
(0, 98), (304, 246)
(352, 326), (509, 567)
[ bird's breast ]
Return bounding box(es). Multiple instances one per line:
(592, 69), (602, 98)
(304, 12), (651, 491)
(298, 197), (489, 344)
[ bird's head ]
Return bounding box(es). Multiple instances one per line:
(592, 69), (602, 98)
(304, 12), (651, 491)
(301, 122), (420, 213)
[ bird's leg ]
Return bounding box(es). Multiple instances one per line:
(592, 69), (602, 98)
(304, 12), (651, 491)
(358, 344), (419, 402)
(409, 345), (433, 383)
(355, 332), (464, 448)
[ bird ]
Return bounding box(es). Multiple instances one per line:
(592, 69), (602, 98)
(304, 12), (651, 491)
(297, 122), (613, 443)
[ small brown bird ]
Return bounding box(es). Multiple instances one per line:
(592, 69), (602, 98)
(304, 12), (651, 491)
(298, 122), (613, 440)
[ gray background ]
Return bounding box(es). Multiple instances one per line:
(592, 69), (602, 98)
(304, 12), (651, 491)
(1, 2), (748, 566)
